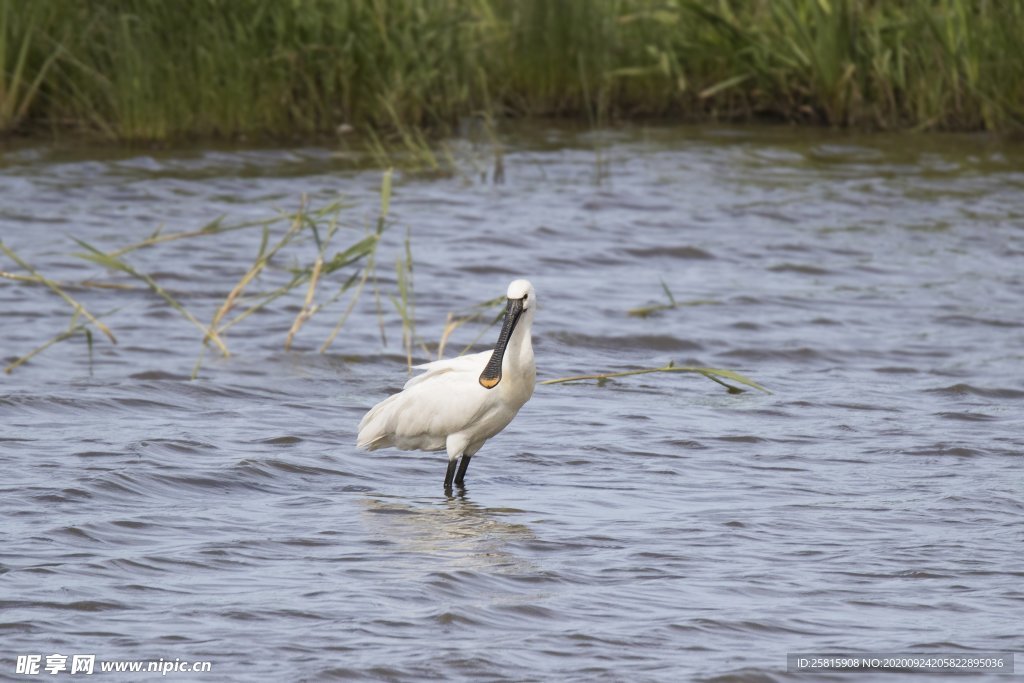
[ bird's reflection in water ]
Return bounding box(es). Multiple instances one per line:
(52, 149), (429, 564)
(359, 493), (537, 574)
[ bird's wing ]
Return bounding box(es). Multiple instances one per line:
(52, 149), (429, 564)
(357, 351), (495, 452)
(402, 350), (490, 389)
(360, 368), (497, 452)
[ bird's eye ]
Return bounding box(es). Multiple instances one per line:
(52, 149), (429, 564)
(523, 293), (529, 301)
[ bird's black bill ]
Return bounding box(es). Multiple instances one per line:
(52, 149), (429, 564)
(478, 297), (524, 389)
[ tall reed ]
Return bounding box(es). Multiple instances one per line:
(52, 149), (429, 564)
(0, 0), (64, 131)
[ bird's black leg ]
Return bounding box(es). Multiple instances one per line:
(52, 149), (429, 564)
(444, 458), (458, 490)
(454, 455), (472, 487)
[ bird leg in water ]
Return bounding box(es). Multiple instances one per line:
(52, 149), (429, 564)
(454, 455), (472, 487)
(444, 458), (458, 490)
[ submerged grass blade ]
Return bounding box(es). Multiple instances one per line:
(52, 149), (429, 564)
(660, 278), (676, 306)
(84, 327), (94, 374)
(629, 278), (722, 317)
(627, 298), (720, 317)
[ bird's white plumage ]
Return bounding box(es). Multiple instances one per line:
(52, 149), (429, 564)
(357, 280), (537, 477)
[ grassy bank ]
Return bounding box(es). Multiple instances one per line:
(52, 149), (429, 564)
(2, 0), (1023, 140)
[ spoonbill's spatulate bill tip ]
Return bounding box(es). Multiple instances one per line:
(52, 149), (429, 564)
(356, 279), (537, 490)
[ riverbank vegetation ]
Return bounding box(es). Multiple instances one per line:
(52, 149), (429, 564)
(2, 0), (1022, 141)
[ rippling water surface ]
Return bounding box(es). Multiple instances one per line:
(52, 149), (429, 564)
(2, 125), (1023, 681)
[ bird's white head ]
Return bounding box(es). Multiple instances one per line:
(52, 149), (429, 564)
(507, 279), (536, 311)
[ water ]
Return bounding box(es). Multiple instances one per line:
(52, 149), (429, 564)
(2, 125), (1023, 681)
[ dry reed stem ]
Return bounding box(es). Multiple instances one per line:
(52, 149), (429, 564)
(437, 312), (459, 359)
(284, 255), (323, 350)
(319, 263), (372, 353)
(1, 270), (43, 284)
(208, 199), (307, 337)
(438, 305), (500, 359)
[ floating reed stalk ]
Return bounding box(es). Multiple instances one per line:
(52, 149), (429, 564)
(541, 362), (771, 395)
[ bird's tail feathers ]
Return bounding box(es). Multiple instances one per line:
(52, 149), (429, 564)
(356, 433), (391, 450)
(356, 394), (400, 450)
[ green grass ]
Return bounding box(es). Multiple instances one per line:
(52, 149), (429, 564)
(1, 0), (1022, 140)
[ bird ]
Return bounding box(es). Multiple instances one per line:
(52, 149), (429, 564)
(357, 279), (537, 490)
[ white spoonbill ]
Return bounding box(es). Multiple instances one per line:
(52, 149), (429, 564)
(357, 279), (537, 490)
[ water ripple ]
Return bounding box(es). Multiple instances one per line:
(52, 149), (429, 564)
(2, 125), (1022, 681)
